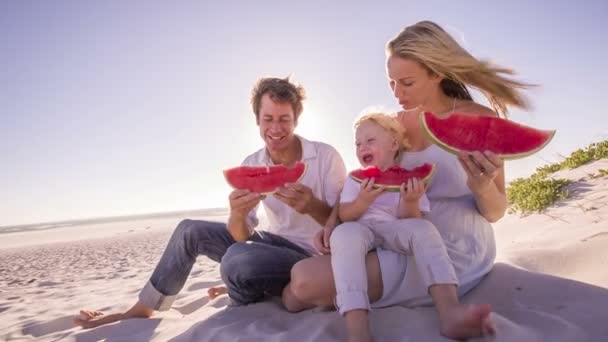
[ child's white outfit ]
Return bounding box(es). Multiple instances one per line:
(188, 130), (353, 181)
(331, 175), (458, 314)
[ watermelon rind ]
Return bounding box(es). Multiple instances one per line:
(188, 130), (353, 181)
(350, 164), (435, 192)
(223, 162), (307, 195)
(420, 112), (556, 160)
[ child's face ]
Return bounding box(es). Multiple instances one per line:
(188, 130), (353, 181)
(355, 121), (399, 170)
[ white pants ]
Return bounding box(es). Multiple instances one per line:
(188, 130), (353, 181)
(330, 219), (458, 315)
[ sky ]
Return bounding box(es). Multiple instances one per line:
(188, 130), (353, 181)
(1, 0), (607, 226)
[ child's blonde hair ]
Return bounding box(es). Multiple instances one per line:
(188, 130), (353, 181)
(354, 112), (411, 158)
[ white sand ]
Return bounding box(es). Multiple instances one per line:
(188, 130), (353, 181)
(1, 161), (608, 341)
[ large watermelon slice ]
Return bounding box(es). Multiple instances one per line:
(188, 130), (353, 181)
(349, 163), (435, 192)
(420, 112), (555, 160)
(223, 162), (307, 194)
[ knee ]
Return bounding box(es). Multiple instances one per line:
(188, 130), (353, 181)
(329, 222), (370, 251)
(287, 261), (316, 303)
(174, 219), (197, 241)
(219, 242), (256, 285)
(396, 218), (443, 243)
(174, 219), (222, 244)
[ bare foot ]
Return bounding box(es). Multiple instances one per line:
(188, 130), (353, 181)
(439, 303), (495, 340)
(74, 302), (154, 329)
(73, 310), (122, 329)
(208, 286), (228, 299)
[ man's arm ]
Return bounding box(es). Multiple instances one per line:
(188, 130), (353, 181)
(226, 190), (263, 241)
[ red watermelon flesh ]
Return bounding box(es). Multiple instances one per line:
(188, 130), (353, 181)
(223, 162), (307, 194)
(421, 112), (555, 160)
(349, 164), (435, 191)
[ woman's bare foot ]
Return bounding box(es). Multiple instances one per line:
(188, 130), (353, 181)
(207, 286), (228, 299)
(438, 303), (495, 340)
(73, 302), (154, 329)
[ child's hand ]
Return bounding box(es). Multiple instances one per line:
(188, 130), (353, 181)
(357, 178), (385, 204)
(400, 178), (425, 203)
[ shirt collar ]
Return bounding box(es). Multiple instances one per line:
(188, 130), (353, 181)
(261, 135), (316, 165)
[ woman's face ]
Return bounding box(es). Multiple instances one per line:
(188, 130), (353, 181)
(386, 55), (442, 111)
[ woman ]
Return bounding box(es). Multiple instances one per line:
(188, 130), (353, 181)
(281, 20), (531, 341)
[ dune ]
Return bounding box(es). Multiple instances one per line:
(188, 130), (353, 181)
(1, 161), (607, 341)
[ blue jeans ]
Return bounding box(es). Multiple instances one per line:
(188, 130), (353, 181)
(138, 219), (311, 310)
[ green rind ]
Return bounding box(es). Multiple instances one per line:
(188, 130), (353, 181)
(420, 112), (556, 160)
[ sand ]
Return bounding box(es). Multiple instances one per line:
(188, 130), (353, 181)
(1, 161), (607, 341)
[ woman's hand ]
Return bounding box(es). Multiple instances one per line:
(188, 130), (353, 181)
(457, 151), (504, 195)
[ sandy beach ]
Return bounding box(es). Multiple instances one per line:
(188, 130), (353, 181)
(1, 160), (608, 341)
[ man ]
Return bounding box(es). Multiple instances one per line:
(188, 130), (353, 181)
(75, 77), (346, 328)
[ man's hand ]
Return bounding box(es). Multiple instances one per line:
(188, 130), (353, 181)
(274, 183), (316, 214)
(229, 189), (264, 217)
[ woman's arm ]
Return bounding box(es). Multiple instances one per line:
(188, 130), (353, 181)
(456, 103), (507, 222)
(464, 156), (507, 223)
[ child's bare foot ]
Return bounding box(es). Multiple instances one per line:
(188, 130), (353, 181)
(208, 286), (228, 299)
(439, 303), (495, 340)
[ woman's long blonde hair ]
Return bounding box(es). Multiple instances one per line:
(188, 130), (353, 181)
(387, 20), (532, 117)
(355, 112), (411, 158)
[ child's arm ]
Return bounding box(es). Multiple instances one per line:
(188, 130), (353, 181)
(398, 178), (425, 219)
(339, 178), (384, 222)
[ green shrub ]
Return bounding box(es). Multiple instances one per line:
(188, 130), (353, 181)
(507, 177), (570, 214)
(506, 140), (607, 214)
(535, 163), (562, 178)
(561, 140), (608, 169)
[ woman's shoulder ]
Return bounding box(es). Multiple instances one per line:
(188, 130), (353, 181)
(455, 100), (498, 117)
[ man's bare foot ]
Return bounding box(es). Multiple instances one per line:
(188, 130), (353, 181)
(73, 302), (154, 329)
(208, 286), (228, 299)
(73, 310), (122, 329)
(439, 303), (495, 340)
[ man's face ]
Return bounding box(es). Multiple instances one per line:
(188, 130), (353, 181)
(257, 93), (298, 153)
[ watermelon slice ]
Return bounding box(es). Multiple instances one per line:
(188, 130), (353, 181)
(420, 112), (555, 160)
(223, 162), (307, 194)
(349, 164), (435, 192)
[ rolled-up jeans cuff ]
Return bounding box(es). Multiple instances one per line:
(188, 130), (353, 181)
(336, 290), (371, 315)
(138, 280), (176, 311)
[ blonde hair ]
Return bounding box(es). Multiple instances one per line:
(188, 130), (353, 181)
(354, 112), (411, 157)
(386, 20), (532, 117)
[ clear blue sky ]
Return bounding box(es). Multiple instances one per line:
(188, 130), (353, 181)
(2, 0), (607, 226)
